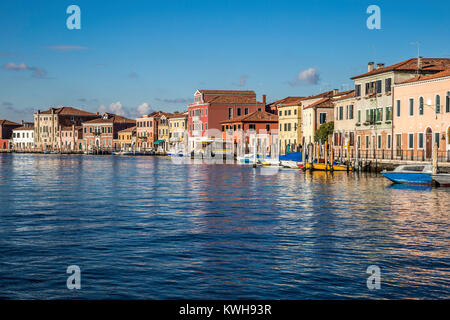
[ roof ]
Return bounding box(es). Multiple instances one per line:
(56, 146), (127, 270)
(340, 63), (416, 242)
(118, 126), (136, 133)
(142, 111), (171, 118)
(333, 90), (355, 102)
(61, 125), (83, 131)
(351, 58), (450, 80)
(83, 113), (135, 124)
(398, 69), (450, 84)
(0, 119), (21, 126)
(39, 106), (98, 116)
(268, 96), (304, 107)
(220, 110), (278, 124)
(167, 112), (188, 119)
(198, 89), (255, 95)
(207, 95), (261, 104)
(13, 125), (34, 131)
(303, 98), (334, 110)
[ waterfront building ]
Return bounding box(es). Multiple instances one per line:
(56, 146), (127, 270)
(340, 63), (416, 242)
(168, 112), (188, 153)
(187, 90), (265, 151)
(0, 119), (21, 151)
(351, 58), (450, 158)
(82, 113), (135, 151)
(332, 91), (357, 158)
(220, 110), (278, 156)
(265, 96), (302, 115)
(393, 69), (450, 160)
(136, 111), (168, 150)
(277, 98), (304, 154)
(11, 122), (34, 151)
(34, 106), (99, 151)
(156, 113), (171, 152)
(60, 125), (83, 152)
(118, 126), (136, 151)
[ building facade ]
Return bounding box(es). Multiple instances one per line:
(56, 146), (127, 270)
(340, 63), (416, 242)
(12, 122), (34, 151)
(60, 125), (83, 152)
(332, 91), (356, 158)
(34, 107), (99, 151)
(277, 98), (303, 154)
(83, 113), (135, 151)
(136, 111), (167, 150)
(351, 58), (450, 158)
(168, 112), (188, 152)
(393, 69), (450, 160)
(0, 119), (21, 150)
(118, 126), (136, 151)
(220, 111), (278, 156)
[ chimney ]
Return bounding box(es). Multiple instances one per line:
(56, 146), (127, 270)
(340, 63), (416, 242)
(377, 63), (384, 69)
(262, 94), (267, 105)
(368, 62), (375, 72)
(417, 56), (423, 70)
(333, 89), (339, 95)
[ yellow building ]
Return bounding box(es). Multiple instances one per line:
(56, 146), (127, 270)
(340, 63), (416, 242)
(118, 126), (136, 151)
(278, 98), (303, 154)
(157, 114), (170, 151)
(168, 112), (188, 152)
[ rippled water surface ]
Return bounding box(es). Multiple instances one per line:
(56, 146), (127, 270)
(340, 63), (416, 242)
(0, 154), (449, 299)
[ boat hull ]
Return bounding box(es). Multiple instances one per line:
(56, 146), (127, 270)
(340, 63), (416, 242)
(305, 163), (352, 171)
(381, 172), (432, 185)
(431, 174), (450, 186)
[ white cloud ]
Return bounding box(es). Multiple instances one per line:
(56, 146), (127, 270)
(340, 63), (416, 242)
(44, 45), (88, 51)
(98, 102), (127, 116)
(289, 67), (320, 86)
(137, 103), (151, 115)
(2, 62), (47, 78)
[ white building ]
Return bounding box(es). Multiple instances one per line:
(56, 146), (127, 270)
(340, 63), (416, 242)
(12, 123), (34, 151)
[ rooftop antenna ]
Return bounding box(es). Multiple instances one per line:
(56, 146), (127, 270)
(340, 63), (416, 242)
(410, 41), (421, 74)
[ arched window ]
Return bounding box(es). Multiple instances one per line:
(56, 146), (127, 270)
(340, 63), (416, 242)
(419, 97), (424, 115)
(436, 95), (441, 114)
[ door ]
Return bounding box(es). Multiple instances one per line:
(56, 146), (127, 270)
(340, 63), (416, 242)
(426, 128), (432, 159)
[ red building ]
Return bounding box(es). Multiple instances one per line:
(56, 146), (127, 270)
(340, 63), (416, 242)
(188, 90), (265, 138)
(82, 113), (135, 151)
(220, 110), (278, 155)
(0, 119), (21, 150)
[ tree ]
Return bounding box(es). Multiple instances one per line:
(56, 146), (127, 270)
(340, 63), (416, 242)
(314, 121), (334, 143)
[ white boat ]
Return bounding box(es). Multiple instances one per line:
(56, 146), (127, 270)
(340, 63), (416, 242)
(431, 173), (450, 187)
(280, 160), (302, 169)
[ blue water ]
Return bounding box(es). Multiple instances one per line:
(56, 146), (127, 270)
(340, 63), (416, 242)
(0, 153), (449, 299)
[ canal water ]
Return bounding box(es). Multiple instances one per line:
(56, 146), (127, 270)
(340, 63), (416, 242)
(0, 154), (449, 299)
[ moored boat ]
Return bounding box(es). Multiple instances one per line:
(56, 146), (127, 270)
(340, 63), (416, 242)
(431, 173), (450, 187)
(381, 164), (432, 185)
(305, 162), (352, 171)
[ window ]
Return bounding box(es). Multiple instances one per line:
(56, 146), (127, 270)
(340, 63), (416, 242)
(249, 124), (255, 130)
(279, 111), (282, 116)
(319, 113), (327, 124)
(385, 106), (392, 121)
(396, 100), (401, 117)
(349, 132), (355, 146)
(378, 135), (382, 149)
(446, 91), (450, 113)
(245, 108), (249, 115)
(385, 78), (391, 92)
(436, 95), (441, 114)
(355, 84), (361, 97)
(358, 110), (361, 123)
(365, 135), (369, 148)
(237, 108), (242, 116)
(435, 133), (440, 148)
(419, 97), (424, 115)
(287, 123), (291, 131)
(408, 133), (414, 149)
(294, 109), (297, 115)
(387, 134), (391, 149)
(409, 98), (414, 116)
(288, 110), (291, 116)
(339, 106), (343, 120)
(349, 105), (354, 119)
(376, 80), (382, 94)
(284, 123), (287, 131)
(418, 133), (424, 149)
(266, 124), (270, 132)
(228, 108), (233, 120)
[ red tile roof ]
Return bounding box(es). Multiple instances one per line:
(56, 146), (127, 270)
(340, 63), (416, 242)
(198, 89), (256, 95)
(118, 126), (136, 133)
(220, 110), (278, 124)
(268, 96), (304, 107)
(207, 95), (261, 104)
(303, 98), (334, 110)
(398, 69), (450, 84)
(333, 90), (355, 101)
(39, 106), (98, 116)
(0, 119), (21, 126)
(13, 125), (34, 131)
(351, 58), (450, 80)
(167, 112), (188, 119)
(83, 113), (135, 124)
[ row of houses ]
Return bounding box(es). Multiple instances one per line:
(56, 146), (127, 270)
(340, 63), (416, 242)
(1, 56), (449, 161)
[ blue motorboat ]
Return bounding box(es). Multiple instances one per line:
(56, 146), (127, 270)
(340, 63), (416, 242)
(381, 164), (433, 185)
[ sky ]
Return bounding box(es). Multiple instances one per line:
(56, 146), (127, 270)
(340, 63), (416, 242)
(0, 0), (449, 122)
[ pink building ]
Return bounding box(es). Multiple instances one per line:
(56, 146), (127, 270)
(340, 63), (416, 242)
(393, 69), (450, 160)
(136, 111), (169, 149)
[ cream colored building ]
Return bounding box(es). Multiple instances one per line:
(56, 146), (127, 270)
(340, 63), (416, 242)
(168, 112), (188, 152)
(333, 91), (357, 157)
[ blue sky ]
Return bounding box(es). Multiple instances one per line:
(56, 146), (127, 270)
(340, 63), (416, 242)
(1, 0), (449, 122)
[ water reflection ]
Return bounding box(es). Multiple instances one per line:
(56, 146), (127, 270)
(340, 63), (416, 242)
(0, 153), (449, 299)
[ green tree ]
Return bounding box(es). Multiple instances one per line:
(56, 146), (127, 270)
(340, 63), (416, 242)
(314, 121), (334, 143)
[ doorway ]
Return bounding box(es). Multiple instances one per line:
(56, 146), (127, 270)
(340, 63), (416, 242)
(426, 128), (432, 159)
